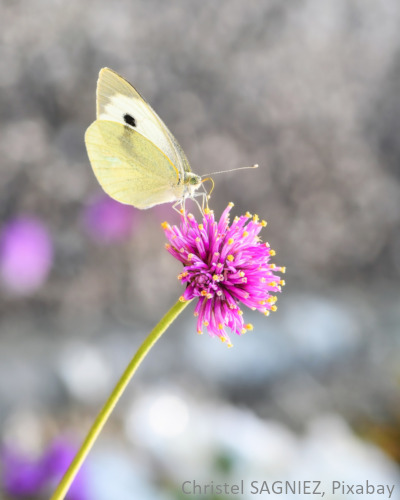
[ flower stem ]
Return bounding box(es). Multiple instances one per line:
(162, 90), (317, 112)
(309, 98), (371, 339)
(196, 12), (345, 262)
(51, 298), (192, 500)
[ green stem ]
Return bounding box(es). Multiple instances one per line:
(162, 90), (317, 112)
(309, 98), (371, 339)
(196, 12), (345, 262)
(51, 298), (192, 500)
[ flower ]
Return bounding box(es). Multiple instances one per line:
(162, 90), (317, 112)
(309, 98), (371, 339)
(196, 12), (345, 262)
(162, 203), (285, 347)
(0, 216), (53, 295)
(1, 438), (89, 500)
(82, 194), (137, 244)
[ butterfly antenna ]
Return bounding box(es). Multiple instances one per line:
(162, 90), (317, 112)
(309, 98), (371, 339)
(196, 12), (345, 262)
(201, 164), (259, 178)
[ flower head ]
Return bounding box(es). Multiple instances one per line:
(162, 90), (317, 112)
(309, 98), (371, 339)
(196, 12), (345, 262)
(82, 194), (137, 244)
(0, 216), (53, 295)
(163, 203), (285, 347)
(1, 438), (89, 500)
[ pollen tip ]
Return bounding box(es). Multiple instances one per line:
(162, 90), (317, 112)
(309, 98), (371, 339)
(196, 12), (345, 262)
(197, 329), (203, 335)
(242, 231), (249, 237)
(261, 220), (267, 227)
(227, 238), (234, 245)
(228, 202), (234, 207)
(245, 323), (254, 331)
(227, 254), (234, 262)
(165, 243), (171, 249)
(281, 266), (287, 273)
(179, 296), (186, 302)
(245, 211), (252, 218)
(271, 305), (278, 312)
(269, 249), (276, 256)
(161, 221), (169, 229)
(279, 279), (286, 286)
(227, 343), (233, 348)
(264, 310), (270, 316)
(218, 323), (224, 330)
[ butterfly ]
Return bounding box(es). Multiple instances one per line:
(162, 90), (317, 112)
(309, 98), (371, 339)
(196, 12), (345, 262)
(85, 68), (204, 210)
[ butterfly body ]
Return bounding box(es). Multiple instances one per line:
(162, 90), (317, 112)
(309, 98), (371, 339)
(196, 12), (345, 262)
(85, 68), (202, 209)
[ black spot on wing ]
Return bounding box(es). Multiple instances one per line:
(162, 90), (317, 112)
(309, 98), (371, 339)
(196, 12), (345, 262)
(124, 113), (136, 127)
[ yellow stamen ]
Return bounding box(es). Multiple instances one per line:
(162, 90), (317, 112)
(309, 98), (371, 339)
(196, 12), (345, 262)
(218, 323), (224, 330)
(227, 254), (234, 262)
(179, 296), (186, 302)
(165, 243), (171, 250)
(269, 281), (277, 287)
(279, 279), (286, 286)
(269, 249), (276, 256)
(245, 211), (252, 218)
(161, 221), (169, 229)
(187, 253), (194, 260)
(228, 238), (234, 245)
(200, 290), (207, 296)
(227, 343), (233, 348)
(204, 207), (211, 214)
(261, 220), (267, 227)
(253, 214), (259, 222)
(264, 310), (270, 316)
(206, 293), (212, 299)
(198, 224), (204, 230)
(239, 271), (245, 277)
(228, 202), (234, 207)
(281, 266), (286, 273)
(203, 321), (209, 326)
(271, 305), (278, 312)
(245, 323), (254, 331)
(197, 329), (203, 335)
(242, 231), (249, 237)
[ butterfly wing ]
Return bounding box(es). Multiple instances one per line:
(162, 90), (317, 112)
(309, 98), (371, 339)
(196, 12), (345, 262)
(85, 120), (185, 209)
(96, 67), (191, 176)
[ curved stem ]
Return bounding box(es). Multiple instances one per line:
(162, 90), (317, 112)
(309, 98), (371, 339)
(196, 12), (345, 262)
(51, 298), (192, 500)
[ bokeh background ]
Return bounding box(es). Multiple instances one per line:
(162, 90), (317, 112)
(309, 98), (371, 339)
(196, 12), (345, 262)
(1, 0), (400, 498)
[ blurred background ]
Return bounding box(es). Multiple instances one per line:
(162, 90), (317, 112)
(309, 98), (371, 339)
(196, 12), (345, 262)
(1, 0), (400, 498)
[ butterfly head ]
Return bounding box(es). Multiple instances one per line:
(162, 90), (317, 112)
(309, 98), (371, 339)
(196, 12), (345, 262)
(185, 172), (202, 196)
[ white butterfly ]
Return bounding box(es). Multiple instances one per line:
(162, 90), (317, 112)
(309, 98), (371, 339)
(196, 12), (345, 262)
(85, 68), (204, 209)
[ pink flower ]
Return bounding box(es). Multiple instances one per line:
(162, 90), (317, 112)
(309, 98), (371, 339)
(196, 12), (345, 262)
(163, 203), (286, 347)
(82, 194), (137, 244)
(0, 217), (53, 295)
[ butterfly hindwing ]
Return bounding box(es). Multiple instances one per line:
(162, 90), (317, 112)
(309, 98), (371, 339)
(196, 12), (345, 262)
(85, 120), (184, 208)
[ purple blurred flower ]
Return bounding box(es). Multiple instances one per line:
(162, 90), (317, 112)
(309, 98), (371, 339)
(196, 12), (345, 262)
(0, 216), (53, 295)
(1, 438), (89, 500)
(163, 203), (286, 347)
(82, 194), (137, 244)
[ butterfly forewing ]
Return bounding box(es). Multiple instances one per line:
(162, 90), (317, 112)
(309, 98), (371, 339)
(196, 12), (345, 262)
(96, 68), (191, 176)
